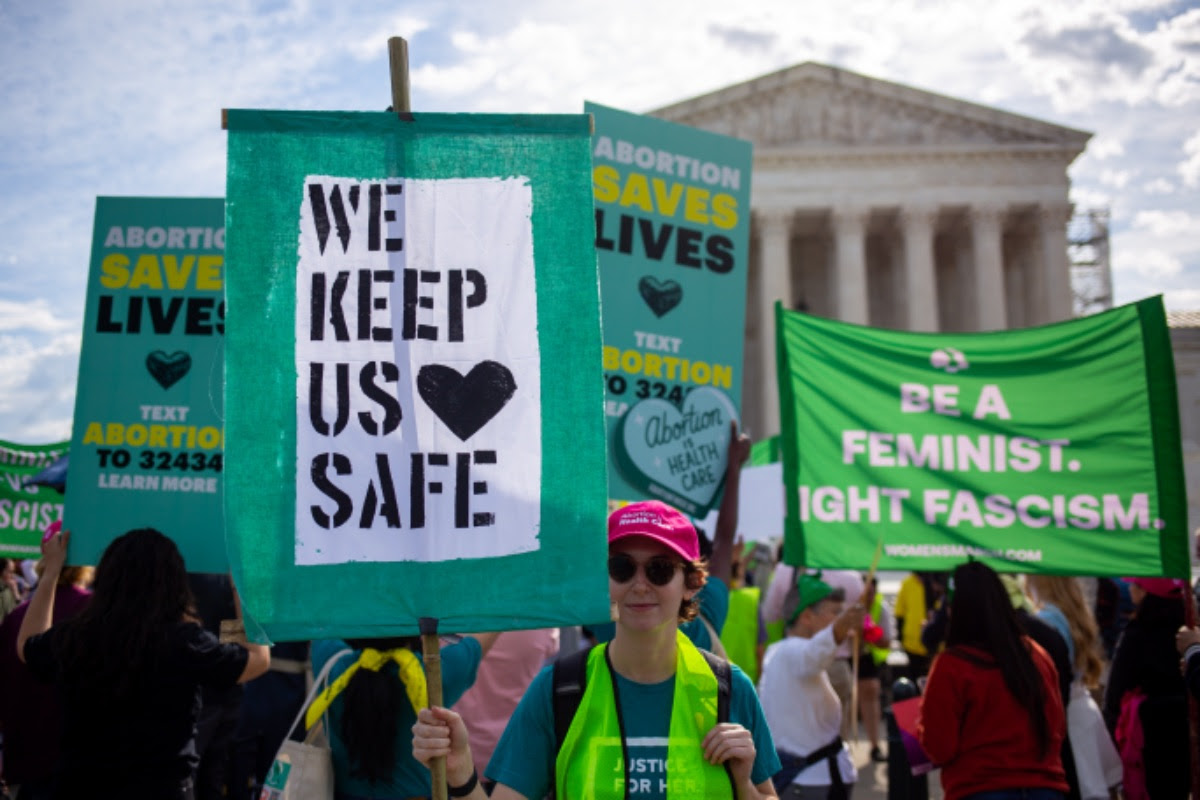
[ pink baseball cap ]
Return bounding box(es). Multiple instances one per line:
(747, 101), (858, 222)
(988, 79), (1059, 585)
(607, 500), (699, 562)
(1124, 577), (1187, 598)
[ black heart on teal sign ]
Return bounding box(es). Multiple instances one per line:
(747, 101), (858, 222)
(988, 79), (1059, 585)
(638, 276), (683, 318)
(146, 350), (192, 390)
(614, 387), (739, 517)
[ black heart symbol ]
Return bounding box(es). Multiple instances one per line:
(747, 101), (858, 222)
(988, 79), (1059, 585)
(417, 361), (517, 441)
(638, 276), (683, 318)
(146, 351), (192, 390)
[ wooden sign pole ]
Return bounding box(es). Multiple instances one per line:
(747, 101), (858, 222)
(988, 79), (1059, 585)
(389, 37), (411, 116)
(850, 537), (885, 744)
(420, 616), (448, 800)
(389, 40), (447, 800)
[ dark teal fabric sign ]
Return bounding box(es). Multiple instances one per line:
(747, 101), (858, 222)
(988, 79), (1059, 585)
(225, 111), (609, 641)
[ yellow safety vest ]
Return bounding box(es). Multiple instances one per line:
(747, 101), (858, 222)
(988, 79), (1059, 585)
(866, 593), (890, 666)
(719, 586), (761, 683)
(555, 630), (734, 799)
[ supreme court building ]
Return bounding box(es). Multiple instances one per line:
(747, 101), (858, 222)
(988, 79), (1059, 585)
(652, 62), (1091, 438)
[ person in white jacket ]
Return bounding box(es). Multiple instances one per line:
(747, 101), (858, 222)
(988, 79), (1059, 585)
(758, 571), (865, 800)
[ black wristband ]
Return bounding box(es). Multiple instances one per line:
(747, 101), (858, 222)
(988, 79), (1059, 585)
(448, 769), (478, 798)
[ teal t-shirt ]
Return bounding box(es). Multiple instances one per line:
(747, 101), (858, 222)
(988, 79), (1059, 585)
(485, 652), (779, 799)
(311, 637), (482, 798)
(588, 578), (731, 652)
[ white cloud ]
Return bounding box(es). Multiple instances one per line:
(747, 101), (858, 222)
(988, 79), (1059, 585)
(348, 17), (432, 62)
(1099, 168), (1135, 188)
(1143, 177), (1175, 194)
(1089, 136), (1126, 160)
(0, 331), (80, 443)
(997, 3), (1200, 112)
(1122, 248), (1183, 278)
(0, 299), (79, 335)
(1070, 186), (1114, 210)
(1164, 288), (1200, 311)
(1181, 131), (1200, 187)
(1132, 208), (1200, 236)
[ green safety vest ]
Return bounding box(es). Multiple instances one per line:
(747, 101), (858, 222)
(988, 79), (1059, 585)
(554, 629), (734, 799)
(719, 586), (761, 684)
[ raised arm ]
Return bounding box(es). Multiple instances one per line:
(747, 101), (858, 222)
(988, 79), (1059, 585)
(709, 421), (751, 584)
(17, 529), (69, 662)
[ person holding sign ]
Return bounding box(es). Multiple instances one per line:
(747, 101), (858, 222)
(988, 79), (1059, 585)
(411, 500), (781, 800)
(16, 528), (270, 800)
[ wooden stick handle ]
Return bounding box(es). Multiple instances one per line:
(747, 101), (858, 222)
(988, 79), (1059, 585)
(849, 631), (860, 743)
(388, 37), (411, 115)
(420, 617), (446, 800)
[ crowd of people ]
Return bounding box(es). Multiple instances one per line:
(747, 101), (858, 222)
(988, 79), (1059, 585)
(0, 438), (1197, 799)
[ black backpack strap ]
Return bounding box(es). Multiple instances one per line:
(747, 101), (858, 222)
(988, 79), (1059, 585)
(550, 645), (594, 800)
(552, 645), (593, 754)
(699, 647), (736, 796)
(699, 647), (732, 724)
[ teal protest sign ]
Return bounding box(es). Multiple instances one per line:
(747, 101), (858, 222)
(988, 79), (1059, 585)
(0, 441), (67, 558)
(65, 198), (227, 572)
(225, 110), (608, 641)
(587, 102), (752, 517)
(776, 297), (1189, 577)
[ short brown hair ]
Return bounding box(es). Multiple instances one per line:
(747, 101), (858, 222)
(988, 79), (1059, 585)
(678, 559), (708, 622)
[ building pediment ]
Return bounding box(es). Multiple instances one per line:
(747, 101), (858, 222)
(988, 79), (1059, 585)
(652, 62), (1091, 155)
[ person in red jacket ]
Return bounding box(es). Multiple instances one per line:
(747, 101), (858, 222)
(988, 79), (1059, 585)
(917, 561), (1068, 800)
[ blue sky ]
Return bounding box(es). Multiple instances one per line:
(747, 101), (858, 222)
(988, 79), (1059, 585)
(1, 0), (1197, 442)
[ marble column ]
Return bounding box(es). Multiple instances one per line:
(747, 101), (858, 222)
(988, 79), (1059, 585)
(832, 206), (870, 325)
(970, 204), (1008, 331)
(756, 209), (793, 437)
(1039, 204), (1074, 323)
(900, 205), (940, 332)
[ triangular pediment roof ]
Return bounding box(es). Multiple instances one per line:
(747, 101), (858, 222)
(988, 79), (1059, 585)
(651, 62), (1091, 154)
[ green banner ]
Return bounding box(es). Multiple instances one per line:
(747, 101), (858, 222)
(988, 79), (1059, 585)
(586, 103), (753, 517)
(65, 197), (228, 572)
(749, 435), (781, 468)
(0, 441), (67, 558)
(776, 297), (1188, 577)
(225, 110), (609, 641)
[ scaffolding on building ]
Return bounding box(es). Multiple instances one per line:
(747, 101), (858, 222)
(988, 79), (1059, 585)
(1069, 208), (1113, 316)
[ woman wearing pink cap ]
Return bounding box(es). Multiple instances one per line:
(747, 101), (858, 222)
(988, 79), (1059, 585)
(412, 499), (782, 800)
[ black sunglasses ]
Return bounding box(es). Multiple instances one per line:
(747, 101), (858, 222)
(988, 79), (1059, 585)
(608, 553), (682, 586)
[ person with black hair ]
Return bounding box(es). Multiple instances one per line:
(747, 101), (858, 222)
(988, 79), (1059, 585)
(16, 528), (270, 800)
(1103, 577), (1191, 799)
(917, 561), (1068, 800)
(308, 631), (496, 799)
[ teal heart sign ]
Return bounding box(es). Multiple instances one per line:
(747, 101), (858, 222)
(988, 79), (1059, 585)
(614, 387), (740, 517)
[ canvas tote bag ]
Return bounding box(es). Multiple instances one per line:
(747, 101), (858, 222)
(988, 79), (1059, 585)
(260, 648), (353, 800)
